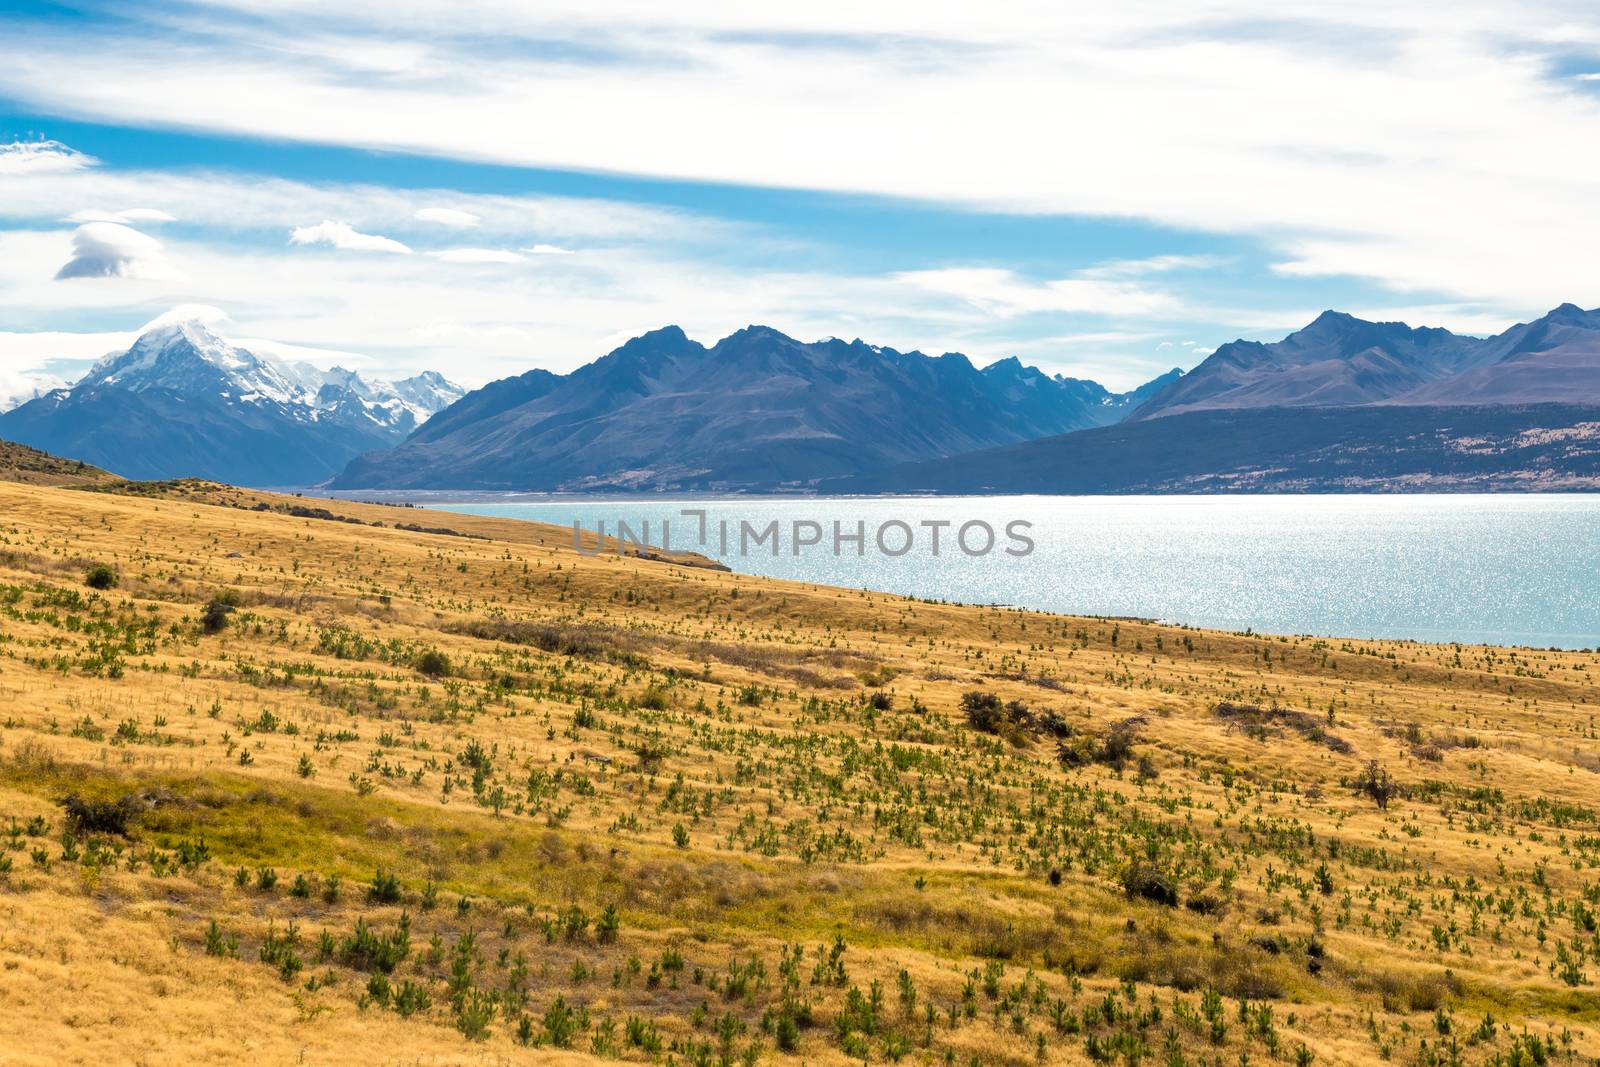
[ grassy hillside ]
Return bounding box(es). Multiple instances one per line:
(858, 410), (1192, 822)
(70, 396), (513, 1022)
(1, 480), (1598, 1065)
(0, 439), (120, 487)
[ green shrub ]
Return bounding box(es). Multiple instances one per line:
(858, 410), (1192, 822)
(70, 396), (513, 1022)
(367, 868), (403, 905)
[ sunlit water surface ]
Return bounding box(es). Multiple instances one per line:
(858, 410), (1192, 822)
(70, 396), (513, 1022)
(380, 495), (1600, 649)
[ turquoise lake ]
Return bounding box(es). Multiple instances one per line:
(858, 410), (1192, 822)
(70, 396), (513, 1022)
(385, 494), (1600, 649)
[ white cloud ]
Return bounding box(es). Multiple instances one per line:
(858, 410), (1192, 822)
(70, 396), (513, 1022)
(0, 140), (95, 175)
(414, 206), (481, 227)
(524, 243), (576, 255)
(0, 367), (68, 413)
(0, 224), (1062, 388)
(426, 247), (524, 263)
(1345, 304), (1522, 337)
(54, 222), (183, 281)
(289, 219), (413, 253)
(0, 166), (719, 243)
(0, 322), (137, 411)
(1078, 255), (1223, 279)
(4, 3), (1600, 308)
(234, 335), (377, 368)
(66, 207), (177, 224)
(142, 304), (232, 330)
(894, 267), (1182, 319)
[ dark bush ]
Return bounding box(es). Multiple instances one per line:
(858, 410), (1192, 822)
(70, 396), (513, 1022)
(1248, 934), (1283, 955)
(1004, 699), (1034, 729)
(1097, 718), (1144, 771)
(58, 793), (138, 835)
(200, 597), (234, 634)
(1353, 760), (1401, 809)
(961, 691), (1004, 733)
(84, 564), (118, 590)
(1120, 862), (1178, 906)
(1037, 710), (1073, 738)
(415, 649), (451, 677)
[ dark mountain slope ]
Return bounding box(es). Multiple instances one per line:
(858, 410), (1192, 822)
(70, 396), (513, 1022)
(1392, 304), (1600, 406)
(826, 403), (1600, 494)
(333, 325), (1174, 491)
(1136, 304), (1600, 421)
(1133, 311), (1484, 419)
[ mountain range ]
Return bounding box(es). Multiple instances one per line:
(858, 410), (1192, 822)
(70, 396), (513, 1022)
(836, 303), (1600, 493)
(1130, 303), (1600, 419)
(331, 325), (1178, 491)
(0, 320), (463, 485)
(7, 302), (1600, 493)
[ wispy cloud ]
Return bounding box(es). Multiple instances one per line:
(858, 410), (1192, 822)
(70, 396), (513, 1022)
(895, 267), (1183, 319)
(414, 206), (480, 227)
(0, 140), (95, 175)
(66, 208), (177, 224)
(4, 4), (1598, 394)
(0, 163), (714, 242)
(426, 247), (524, 263)
(4, 3), (1600, 311)
(1078, 255), (1225, 279)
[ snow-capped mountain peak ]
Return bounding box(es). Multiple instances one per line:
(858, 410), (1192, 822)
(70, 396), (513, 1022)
(77, 318), (461, 430)
(393, 370), (468, 421)
(84, 319), (306, 406)
(0, 315), (466, 486)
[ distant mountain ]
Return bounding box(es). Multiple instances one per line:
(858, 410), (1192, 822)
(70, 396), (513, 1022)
(333, 325), (1176, 491)
(834, 303), (1600, 495)
(827, 403), (1600, 494)
(1389, 304), (1600, 406)
(1135, 304), (1600, 419)
(0, 319), (463, 485)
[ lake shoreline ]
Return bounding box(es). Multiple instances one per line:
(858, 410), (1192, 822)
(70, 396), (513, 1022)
(312, 493), (1600, 652)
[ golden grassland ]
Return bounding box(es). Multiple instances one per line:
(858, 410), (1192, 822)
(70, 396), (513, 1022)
(1, 477), (1598, 1066)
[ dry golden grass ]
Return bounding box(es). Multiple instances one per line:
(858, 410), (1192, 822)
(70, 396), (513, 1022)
(0, 478), (1598, 1065)
(0, 441), (119, 487)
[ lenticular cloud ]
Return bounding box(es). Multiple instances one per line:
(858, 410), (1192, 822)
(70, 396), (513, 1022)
(54, 221), (182, 281)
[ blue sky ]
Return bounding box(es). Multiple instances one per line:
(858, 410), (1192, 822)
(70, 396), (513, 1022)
(3, 1), (1600, 403)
